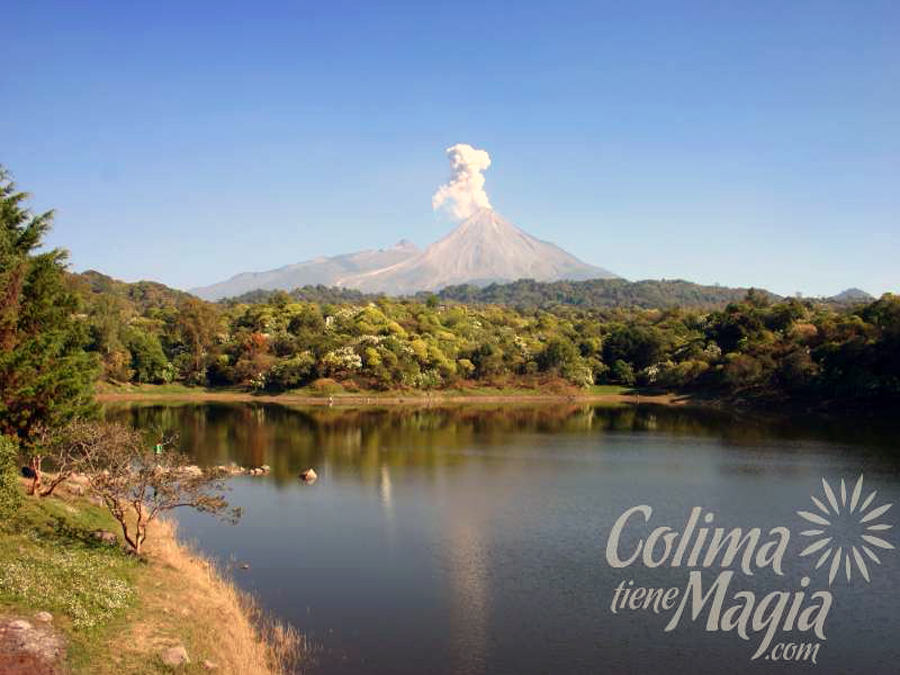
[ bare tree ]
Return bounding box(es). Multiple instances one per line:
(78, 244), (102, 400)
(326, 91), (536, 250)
(54, 421), (240, 554)
(28, 421), (110, 497)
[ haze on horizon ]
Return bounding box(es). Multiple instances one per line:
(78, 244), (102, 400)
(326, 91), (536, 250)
(1, 1), (897, 298)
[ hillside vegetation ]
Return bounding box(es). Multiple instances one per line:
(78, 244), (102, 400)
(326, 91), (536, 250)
(66, 272), (900, 407)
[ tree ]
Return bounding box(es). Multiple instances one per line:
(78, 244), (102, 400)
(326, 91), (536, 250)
(0, 167), (98, 452)
(603, 325), (666, 370)
(610, 359), (636, 386)
(171, 297), (220, 383)
(126, 329), (172, 383)
(71, 421), (240, 554)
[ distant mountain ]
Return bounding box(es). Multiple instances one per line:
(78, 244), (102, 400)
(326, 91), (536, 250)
(190, 240), (419, 301)
(335, 208), (616, 294)
(433, 278), (779, 309)
(831, 288), (874, 303)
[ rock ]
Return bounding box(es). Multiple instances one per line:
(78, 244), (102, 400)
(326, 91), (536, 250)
(218, 464), (245, 476)
(202, 660), (218, 670)
(92, 530), (117, 545)
(34, 612), (53, 623)
(299, 468), (318, 483)
(160, 645), (190, 667)
(9, 620), (32, 631)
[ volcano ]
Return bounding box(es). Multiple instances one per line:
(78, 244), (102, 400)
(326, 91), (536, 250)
(335, 208), (616, 295)
(192, 209), (616, 299)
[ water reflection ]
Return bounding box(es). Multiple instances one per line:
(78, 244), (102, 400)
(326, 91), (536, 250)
(105, 402), (900, 485)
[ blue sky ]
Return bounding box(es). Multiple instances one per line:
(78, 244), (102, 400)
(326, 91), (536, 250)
(2, 1), (897, 296)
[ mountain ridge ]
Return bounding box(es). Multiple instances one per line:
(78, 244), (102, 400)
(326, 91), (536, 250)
(193, 208), (616, 300)
(191, 240), (419, 300)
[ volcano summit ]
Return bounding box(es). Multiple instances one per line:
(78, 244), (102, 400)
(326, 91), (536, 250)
(191, 209), (616, 300)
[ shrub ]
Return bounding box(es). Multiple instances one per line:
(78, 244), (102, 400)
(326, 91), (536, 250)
(0, 435), (21, 521)
(610, 360), (636, 386)
(311, 378), (344, 395)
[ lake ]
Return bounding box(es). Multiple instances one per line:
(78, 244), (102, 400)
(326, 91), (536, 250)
(105, 402), (900, 674)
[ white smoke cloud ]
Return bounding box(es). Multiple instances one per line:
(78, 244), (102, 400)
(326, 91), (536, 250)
(432, 143), (492, 220)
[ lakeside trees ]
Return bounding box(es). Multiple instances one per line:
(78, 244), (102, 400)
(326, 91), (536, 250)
(67, 268), (900, 405)
(0, 168), (98, 446)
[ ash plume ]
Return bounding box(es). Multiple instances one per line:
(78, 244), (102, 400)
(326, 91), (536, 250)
(432, 143), (492, 220)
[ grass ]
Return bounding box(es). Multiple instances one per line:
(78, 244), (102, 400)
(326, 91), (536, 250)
(98, 380), (642, 400)
(0, 480), (303, 673)
(95, 382), (225, 396)
(0, 485), (140, 665)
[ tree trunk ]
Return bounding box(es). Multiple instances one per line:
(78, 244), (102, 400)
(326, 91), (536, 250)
(39, 471), (71, 497)
(115, 514), (139, 553)
(27, 455), (42, 496)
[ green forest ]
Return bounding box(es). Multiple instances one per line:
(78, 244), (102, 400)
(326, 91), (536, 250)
(67, 269), (900, 406)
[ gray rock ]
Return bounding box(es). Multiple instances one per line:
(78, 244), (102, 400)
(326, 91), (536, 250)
(161, 645), (190, 667)
(92, 530), (117, 545)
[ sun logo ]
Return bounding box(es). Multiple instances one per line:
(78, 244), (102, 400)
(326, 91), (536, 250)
(797, 475), (893, 585)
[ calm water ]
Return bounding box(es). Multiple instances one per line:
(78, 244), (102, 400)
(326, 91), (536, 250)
(105, 402), (900, 674)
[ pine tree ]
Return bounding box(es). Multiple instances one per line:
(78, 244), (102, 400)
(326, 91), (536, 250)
(0, 167), (98, 457)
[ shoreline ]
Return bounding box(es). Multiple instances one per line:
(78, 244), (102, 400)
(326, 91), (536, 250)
(95, 388), (689, 407)
(95, 387), (896, 422)
(0, 478), (301, 674)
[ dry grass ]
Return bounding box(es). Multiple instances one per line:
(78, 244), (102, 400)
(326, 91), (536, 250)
(100, 518), (304, 674)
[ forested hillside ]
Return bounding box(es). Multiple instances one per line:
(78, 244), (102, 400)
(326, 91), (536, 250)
(431, 278), (775, 309)
(66, 271), (900, 406)
(224, 278), (770, 309)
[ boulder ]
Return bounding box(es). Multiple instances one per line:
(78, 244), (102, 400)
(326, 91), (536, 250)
(160, 645), (190, 667)
(92, 530), (118, 545)
(299, 468), (317, 483)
